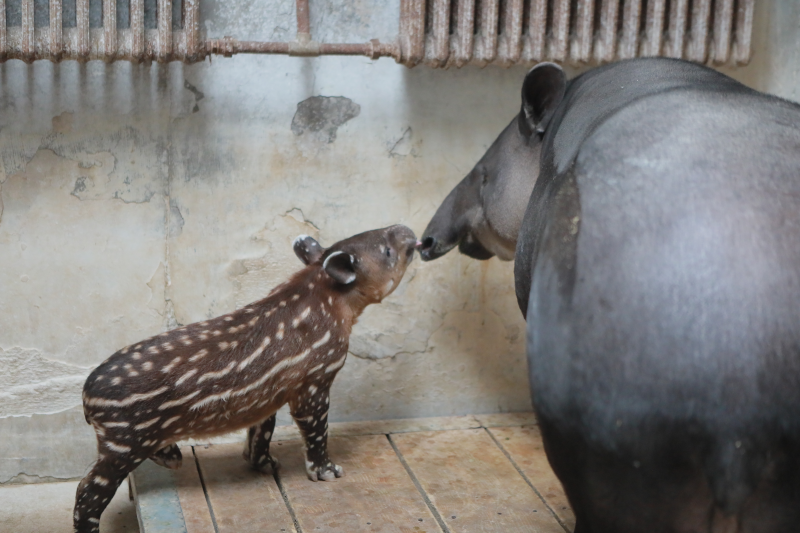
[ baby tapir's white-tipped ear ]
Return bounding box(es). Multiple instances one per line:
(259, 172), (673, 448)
(293, 235), (325, 265)
(322, 251), (356, 284)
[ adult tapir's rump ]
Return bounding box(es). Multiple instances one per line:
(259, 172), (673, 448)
(530, 78), (800, 533)
(419, 58), (800, 533)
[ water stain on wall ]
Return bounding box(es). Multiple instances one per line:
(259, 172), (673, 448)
(291, 96), (361, 143)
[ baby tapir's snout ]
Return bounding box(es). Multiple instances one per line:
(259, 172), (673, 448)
(74, 225), (415, 533)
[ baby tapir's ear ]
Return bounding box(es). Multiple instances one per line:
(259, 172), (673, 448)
(323, 251), (356, 285)
(293, 235), (325, 265)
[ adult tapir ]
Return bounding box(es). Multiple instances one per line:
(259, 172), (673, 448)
(418, 57), (800, 532)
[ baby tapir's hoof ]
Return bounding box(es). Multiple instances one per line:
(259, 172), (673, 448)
(306, 461), (344, 482)
(150, 443), (182, 470)
(243, 450), (281, 474)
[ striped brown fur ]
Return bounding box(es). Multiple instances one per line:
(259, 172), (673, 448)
(73, 225), (417, 533)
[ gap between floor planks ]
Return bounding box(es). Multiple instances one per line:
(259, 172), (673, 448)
(132, 413), (575, 533)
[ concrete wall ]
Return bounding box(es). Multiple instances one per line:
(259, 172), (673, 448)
(0, 0), (797, 483)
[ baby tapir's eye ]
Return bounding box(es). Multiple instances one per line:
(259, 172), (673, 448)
(385, 247), (393, 257)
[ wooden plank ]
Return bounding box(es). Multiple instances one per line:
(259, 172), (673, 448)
(393, 429), (565, 533)
(194, 442), (296, 533)
(489, 426), (575, 531)
(130, 460), (189, 533)
(181, 415), (485, 447)
(174, 447), (216, 533)
(475, 412), (537, 428)
(274, 435), (438, 532)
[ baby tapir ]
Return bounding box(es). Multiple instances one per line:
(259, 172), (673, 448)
(73, 224), (417, 533)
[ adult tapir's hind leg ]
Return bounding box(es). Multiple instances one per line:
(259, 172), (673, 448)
(73, 450), (145, 533)
(150, 443), (183, 469)
(243, 414), (280, 473)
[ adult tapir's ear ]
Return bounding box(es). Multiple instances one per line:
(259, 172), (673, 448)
(322, 251), (357, 284)
(519, 62), (567, 138)
(293, 235), (325, 265)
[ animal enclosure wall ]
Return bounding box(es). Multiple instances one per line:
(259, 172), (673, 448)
(0, 0), (797, 483)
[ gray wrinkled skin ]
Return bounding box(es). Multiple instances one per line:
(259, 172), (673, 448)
(420, 58), (800, 532)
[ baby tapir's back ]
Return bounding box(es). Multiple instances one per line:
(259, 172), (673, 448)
(83, 268), (349, 444)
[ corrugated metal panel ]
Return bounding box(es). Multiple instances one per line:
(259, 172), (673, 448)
(0, 0), (754, 66)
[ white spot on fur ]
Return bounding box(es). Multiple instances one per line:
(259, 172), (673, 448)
(189, 348), (209, 362)
(147, 346), (159, 355)
(190, 390), (232, 411)
(308, 384), (318, 395)
(142, 361), (154, 371)
(197, 362), (236, 384)
(161, 415), (181, 429)
(103, 421), (129, 429)
(325, 355), (346, 374)
(162, 342), (174, 351)
(158, 390), (201, 410)
(132, 352), (141, 360)
(218, 341), (230, 350)
(292, 294), (300, 301)
(104, 441), (131, 453)
(85, 387), (169, 408)
(238, 337), (271, 370)
(176, 369), (198, 386)
(161, 357), (182, 373)
(312, 331), (331, 349)
(134, 417), (160, 430)
(111, 377), (122, 385)
(277, 322), (285, 341)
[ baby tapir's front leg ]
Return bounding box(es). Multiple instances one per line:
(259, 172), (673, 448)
(290, 383), (342, 481)
(243, 414), (280, 473)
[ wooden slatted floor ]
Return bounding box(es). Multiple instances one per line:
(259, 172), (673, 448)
(130, 413), (575, 533)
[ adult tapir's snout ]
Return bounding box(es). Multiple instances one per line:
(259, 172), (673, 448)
(417, 174), (495, 262)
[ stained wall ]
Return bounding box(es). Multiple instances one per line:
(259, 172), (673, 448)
(0, 0), (795, 482)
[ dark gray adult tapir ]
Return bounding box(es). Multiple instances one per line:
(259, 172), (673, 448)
(418, 57), (800, 532)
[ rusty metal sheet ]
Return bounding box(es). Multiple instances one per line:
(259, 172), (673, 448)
(50, 0), (63, 60)
(474, 0), (498, 65)
(732, 0), (754, 65)
(0, 0), (6, 61)
(183, 0), (200, 60)
(488, 425), (575, 531)
(21, 0), (33, 62)
(641, 0), (665, 56)
(77, 0), (89, 59)
(392, 428), (565, 533)
(548, 0), (570, 62)
(273, 435), (438, 532)
(571, 0), (594, 63)
(665, 0), (688, 58)
(523, 0), (547, 62)
(594, 0), (619, 62)
(450, 0), (474, 67)
(711, 0), (734, 64)
(618, 0), (641, 59)
(103, 0), (117, 61)
(686, 0), (711, 63)
(131, 0), (144, 61)
(497, 0), (523, 66)
(157, 0), (172, 61)
(194, 442), (297, 533)
(173, 447), (217, 533)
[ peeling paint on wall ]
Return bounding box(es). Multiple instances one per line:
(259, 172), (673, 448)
(291, 96), (361, 143)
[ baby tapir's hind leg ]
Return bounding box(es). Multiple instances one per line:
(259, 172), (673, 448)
(150, 443), (182, 469)
(290, 384), (343, 482)
(74, 451), (144, 533)
(243, 414), (280, 473)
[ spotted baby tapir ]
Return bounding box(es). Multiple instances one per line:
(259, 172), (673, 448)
(73, 225), (417, 533)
